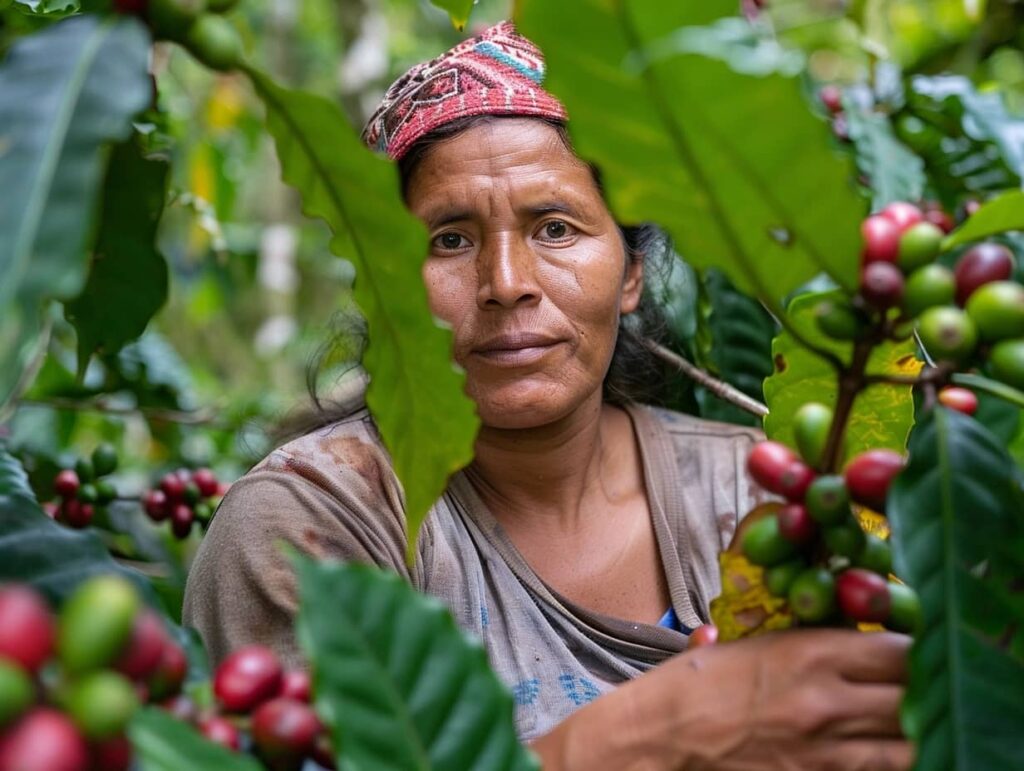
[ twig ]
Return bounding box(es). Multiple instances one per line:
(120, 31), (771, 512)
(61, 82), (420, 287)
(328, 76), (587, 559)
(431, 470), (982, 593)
(643, 338), (769, 418)
(17, 396), (228, 427)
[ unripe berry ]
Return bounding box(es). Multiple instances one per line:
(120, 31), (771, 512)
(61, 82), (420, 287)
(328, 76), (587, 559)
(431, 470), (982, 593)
(65, 671), (140, 740)
(0, 709), (89, 771)
(965, 280), (1024, 341)
(54, 469), (80, 499)
(214, 645), (283, 713)
(886, 582), (923, 635)
(897, 221), (944, 271)
(0, 585), (55, 673)
(58, 576), (139, 675)
(741, 514), (799, 567)
(917, 306), (978, 364)
(251, 697), (322, 761)
(91, 443), (118, 477)
(937, 386), (978, 415)
(765, 560), (805, 597)
(953, 242), (1015, 305)
(805, 475), (851, 525)
(855, 533), (893, 577)
(989, 338), (1024, 390)
(815, 299), (869, 340)
(788, 568), (836, 623)
(880, 201), (924, 233)
(903, 264), (955, 318)
(860, 215), (901, 264)
(836, 568), (891, 623)
(844, 449), (905, 512)
(793, 402), (832, 469)
(860, 262), (905, 310)
(0, 659), (34, 727)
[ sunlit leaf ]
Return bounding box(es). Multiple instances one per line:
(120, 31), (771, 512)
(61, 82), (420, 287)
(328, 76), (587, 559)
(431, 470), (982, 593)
(943, 190), (1024, 249)
(763, 290), (919, 464)
(247, 70), (479, 559)
(517, 0), (864, 312)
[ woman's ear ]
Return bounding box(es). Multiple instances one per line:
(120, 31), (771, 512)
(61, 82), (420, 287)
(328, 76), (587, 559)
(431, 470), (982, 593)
(620, 257), (644, 315)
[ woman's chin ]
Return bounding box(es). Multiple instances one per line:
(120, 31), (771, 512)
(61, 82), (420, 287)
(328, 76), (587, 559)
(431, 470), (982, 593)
(469, 380), (593, 431)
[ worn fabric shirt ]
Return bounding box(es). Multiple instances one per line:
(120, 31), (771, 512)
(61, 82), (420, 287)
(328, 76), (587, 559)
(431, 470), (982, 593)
(183, 401), (765, 741)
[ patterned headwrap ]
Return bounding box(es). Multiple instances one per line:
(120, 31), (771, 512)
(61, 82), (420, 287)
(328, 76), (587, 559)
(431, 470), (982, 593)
(361, 20), (568, 161)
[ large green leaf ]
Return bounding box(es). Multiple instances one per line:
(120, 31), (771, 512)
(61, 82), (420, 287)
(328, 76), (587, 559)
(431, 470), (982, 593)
(248, 70), (478, 560)
(0, 15), (151, 405)
(64, 139), (169, 371)
(943, 190), (1024, 250)
(844, 104), (925, 211)
(889, 409), (1024, 770)
(294, 555), (539, 771)
(429, 0), (475, 30)
(129, 708), (263, 771)
(762, 290), (917, 463)
(516, 1), (864, 310)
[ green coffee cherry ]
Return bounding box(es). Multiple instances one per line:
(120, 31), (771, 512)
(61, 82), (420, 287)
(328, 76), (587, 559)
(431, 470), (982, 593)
(824, 520), (867, 559)
(741, 515), (799, 568)
(989, 338), (1024, 390)
(91, 444), (118, 478)
(184, 15), (244, 71)
(58, 576), (139, 674)
(805, 475), (851, 525)
(917, 306), (978, 364)
(815, 299), (868, 341)
(0, 660), (34, 727)
(788, 568), (836, 623)
(903, 264), (955, 318)
(855, 533), (893, 577)
(74, 458), (95, 484)
(65, 671), (140, 739)
(793, 402), (832, 469)
(886, 582), (922, 635)
(765, 560), (805, 598)
(897, 222), (944, 272)
(965, 281), (1024, 342)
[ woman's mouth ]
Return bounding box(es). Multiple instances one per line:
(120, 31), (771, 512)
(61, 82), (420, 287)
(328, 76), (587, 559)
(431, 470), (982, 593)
(471, 333), (566, 366)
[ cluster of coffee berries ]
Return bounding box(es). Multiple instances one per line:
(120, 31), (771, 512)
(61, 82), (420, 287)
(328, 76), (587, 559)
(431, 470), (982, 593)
(200, 645), (334, 770)
(113, 0), (243, 71)
(818, 84), (850, 141)
(0, 577), (188, 771)
(142, 468), (227, 540)
(741, 416), (921, 632)
(44, 444), (120, 530)
(816, 201), (1024, 393)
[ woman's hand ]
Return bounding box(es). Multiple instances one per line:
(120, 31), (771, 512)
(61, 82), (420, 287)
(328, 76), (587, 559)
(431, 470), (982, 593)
(529, 629), (911, 771)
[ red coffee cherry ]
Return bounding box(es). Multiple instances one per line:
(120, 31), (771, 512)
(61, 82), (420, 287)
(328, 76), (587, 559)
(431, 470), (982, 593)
(837, 568), (892, 623)
(279, 669), (312, 702)
(0, 585), (55, 673)
(924, 206), (954, 233)
(191, 468), (219, 498)
(860, 262), (905, 310)
(860, 214), (901, 264)
(880, 201), (924, 233)
(159, 694), (198, 722)
(147, 641), (188, 701)
(198, 715), (241, 750)
(142, 489), (169, 522)
(819, 84), (843, 114)
(776, 503), (817, 545)
(844, 449), (905, 512)
(62, 500), (95, 529)
(953, 242), (1015, 306)
(159, 473), (186, 501)
(687, 624), (719, 648)
(170, 504), (194, 539)
(747, 441), (797, 492)
(114, 609), (168, 681)
(89, 734), (133, 771)
(54, 469), (81, 499)
(251, 697), (322, 761)
(937, 386), (979, 416)
(0, 709), (89, 771)
(214, 645), (283, 713)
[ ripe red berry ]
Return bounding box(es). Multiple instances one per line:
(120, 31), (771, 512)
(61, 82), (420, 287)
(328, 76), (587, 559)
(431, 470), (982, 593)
(198, 715), (241, 750)
(861, 215), (901, 264)
(776, 503), (817, 545)
(54, 469), (81, 499)
(923, 207), (954, 234)
(214, 645), (283, 713)
(860, 262), (905, 310)
(89, 734), (133, 771)
(953, 242), (1016, 306)
(114, 610), (167, 681)
(191, 468), (219, 498)
(746, 441), (798, 493)
(880, 201), (924, 233)
(279, 669), (312, 702)
(937, 386), (978, 416)
(62, 500), (94, 529)
(777, 460), (815, 502)
(170, 504), (194, 539)
(687, 624), (719, 648)
(843, 449), (905, 512)
(42, 501), (59, 519)
(148, 641), (188, 701)
(159, 694), (197, 722)
(159, 473), (186, 501)
(0, 709), (89, 771)
(819, 84), (843, 114)
(251, 697), (322, 760)
(142, 489), (169, 522)
(836, 568), (891, 623)
(0, 585), (54, 673)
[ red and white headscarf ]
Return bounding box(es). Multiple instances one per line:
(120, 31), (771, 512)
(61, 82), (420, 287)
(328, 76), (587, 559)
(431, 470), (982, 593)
(361, 21), (567, 161)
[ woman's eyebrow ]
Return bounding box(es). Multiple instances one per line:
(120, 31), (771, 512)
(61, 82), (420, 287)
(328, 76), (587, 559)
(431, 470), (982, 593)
(425, 201), (589, 229)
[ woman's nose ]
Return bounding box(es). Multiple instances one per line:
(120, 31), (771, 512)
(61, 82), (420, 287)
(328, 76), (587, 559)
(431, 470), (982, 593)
(476, 235), (541, 309)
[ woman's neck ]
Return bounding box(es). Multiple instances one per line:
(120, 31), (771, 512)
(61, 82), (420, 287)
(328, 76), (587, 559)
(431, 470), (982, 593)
(466, 396), (636, 533)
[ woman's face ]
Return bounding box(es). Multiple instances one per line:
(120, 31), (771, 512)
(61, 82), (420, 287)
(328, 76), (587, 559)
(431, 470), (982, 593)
(406, 118), (643, 430)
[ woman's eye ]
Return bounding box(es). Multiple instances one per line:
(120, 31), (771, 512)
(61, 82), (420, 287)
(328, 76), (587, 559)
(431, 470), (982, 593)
(434, 232), (467, 250)
(540, 220), (573, 240)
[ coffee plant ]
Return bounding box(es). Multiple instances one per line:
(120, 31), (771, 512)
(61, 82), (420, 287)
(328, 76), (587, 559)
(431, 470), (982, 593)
(1, 0), (1023, 768)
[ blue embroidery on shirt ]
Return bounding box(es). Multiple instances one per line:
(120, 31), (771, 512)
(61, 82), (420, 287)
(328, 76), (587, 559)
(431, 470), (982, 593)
(558, 674), (601, 706)
(512, 678), (541, 706)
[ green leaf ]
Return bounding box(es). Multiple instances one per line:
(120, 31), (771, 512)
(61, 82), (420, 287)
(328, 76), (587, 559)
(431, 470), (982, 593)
(844, 105), (925, 210)
(0, 15), (152, 403)
(247, 70), (479, 559)
(64, 139), (169, 370)
(294, 555), (539, 771)
(943, 190), (1024, 250)
(129, 707), (263, 771)
(516, 1), (864, 310)
(889, 408), (1024, 770)
(762, 290), (917, 462)
(429, 0), (475, 30)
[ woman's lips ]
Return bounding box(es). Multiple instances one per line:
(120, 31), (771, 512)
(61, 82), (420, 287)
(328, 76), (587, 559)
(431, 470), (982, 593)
(471, 333), (566, 367)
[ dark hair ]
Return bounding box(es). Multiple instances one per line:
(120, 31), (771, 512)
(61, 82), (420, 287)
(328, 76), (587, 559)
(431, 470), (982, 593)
(278, 115), (675, 441)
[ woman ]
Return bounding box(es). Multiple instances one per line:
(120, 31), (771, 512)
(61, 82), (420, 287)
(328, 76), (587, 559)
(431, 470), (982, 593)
(184, 22), (910, 769)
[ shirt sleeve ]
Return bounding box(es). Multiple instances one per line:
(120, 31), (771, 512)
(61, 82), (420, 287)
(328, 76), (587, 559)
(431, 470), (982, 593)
(182, 459), (411, 669)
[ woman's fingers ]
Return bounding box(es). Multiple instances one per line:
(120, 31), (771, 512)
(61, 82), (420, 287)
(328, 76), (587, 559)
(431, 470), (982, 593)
(806, 739), (915, 771)
(822, 682), (905, 738)
(832, 631), (912, 684)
